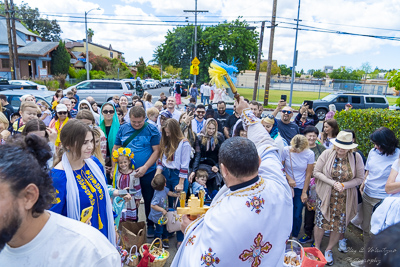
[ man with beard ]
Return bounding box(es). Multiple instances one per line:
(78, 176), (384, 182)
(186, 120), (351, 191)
(191, 104), (206, 134)
(224, 103), (240, 139)
(166, 96), (182, 121)
(214, 101), (230, 134)
(0, 135), (120, 266)
(272, 100), (299, 144)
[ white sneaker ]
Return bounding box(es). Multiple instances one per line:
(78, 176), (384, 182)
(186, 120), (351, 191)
(338, 238), (348, 253)
(350, 260), (365, 267)
(325, 250), (334, 266)
(351, 219), (363, 230)
(324, 230), (331, 237)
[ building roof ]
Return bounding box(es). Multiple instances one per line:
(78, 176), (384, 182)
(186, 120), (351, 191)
(65, 41), (84, 49)
(0, 16), (40, 46)
(82, 39), (124, 54)
(16, 42), (59, 56)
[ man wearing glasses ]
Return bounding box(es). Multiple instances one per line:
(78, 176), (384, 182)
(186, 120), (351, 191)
(108, 95), (120, 108)
(272, 100), (299, 144)
(191, 104), (206, 134)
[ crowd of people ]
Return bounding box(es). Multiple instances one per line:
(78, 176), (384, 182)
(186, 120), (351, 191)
(0, 86), (399, 267)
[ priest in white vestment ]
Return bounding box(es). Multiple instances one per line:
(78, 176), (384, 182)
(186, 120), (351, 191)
(171, 97), (293, 267)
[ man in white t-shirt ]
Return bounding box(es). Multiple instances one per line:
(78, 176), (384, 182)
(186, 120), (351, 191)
(200, 82), (206, 104)
(0, 136), (120, 266)
(166, 96), (182, 121)
(191, 104), (206, 134)
(202, 83), (211, 105)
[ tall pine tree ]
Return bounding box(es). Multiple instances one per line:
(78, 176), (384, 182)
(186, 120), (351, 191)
(51, 41), (70, 75)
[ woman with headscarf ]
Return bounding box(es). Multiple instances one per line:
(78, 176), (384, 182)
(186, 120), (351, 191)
(50, 120), (116, 245)
(100, 103), (120, 181)
(190, 118), (225, 192)
(78, 99), (100, 126)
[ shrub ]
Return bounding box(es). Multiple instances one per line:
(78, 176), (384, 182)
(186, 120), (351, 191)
(69, 67), (77, 78)
(335, 108), (400, 156)
(47, 80), (60, 91)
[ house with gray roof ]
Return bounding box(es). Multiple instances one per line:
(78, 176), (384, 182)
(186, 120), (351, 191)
(0, 16), (59, 79)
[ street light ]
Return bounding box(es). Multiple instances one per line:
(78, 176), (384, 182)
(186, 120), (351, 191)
(85, 7), (100, 80)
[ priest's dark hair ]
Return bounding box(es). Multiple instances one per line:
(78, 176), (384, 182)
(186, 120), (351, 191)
(219, 137), (259, 178)
(0, 135), (53, 217)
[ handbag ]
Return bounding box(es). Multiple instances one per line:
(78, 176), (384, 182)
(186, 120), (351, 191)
(119, 221), (146, 251)
(166, 198), (182, 233)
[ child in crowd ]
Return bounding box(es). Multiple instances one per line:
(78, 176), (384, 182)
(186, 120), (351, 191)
(38, 100), (52, 126)
(192, 169), (208, 195)
(146, 107), (159, 126)
(9, 102), (38, 135)
(10, 112), (20, 125)
(149, 174), (179, 249)
(112, 147), (142, 221)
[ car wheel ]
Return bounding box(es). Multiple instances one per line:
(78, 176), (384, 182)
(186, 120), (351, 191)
(316, 108), (327, 121)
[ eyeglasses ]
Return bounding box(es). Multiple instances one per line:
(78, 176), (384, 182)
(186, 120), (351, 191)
(102, 110), (115, 114)
(71, 101), (76, 104)
(81, 106), (89, 110)
(113, 98), (120, 101)
(57, 111), (67, 115)
(281, 110), (292, 114)
(266, 114), (275, 119)
(197, 111), (205, 114)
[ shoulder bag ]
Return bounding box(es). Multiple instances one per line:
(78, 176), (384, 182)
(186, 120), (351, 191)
(122, 122), (149, 147)
(166, 198), (182, 233)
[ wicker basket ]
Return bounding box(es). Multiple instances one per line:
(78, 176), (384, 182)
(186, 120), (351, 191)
(139, 238), (169, 267)
(125, 245), (139, 267)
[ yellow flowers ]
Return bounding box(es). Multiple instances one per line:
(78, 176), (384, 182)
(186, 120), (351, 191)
(112, 147), (135, 162)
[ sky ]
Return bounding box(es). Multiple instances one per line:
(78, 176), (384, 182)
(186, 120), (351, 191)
(20, 0), (400, 72)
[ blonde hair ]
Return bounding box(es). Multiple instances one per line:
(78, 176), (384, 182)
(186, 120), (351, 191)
(92, 127), (105, 166)
(154, 101), (163, 108)
(146, 107), (159, 118)
(38, 100), (49, 109)
(0, 112), (9, 129)
(201, 120), (219, 147)
(290, 134), (309, 153)
(20, 101), (38, 112)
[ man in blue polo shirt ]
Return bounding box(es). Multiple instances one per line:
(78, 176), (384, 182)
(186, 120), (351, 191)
(113, 106), (160, 237)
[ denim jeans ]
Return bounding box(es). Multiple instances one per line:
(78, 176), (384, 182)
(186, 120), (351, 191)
(200, 93), (204, 104)
(140, 169), (156, 229)
(203, 96), (210, 105)
(162, 168), (189, 242)
(292, 188), (304, 238)
(155, 223), (168, 239)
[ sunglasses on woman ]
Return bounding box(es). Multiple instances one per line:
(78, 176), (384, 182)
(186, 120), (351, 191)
(281, 110), (292, 114)
(58, 111), (67, 115)
(81, 106), (89, 110)
(102, 110), (115, 114)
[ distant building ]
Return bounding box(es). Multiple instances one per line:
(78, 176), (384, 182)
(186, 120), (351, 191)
(323, 65), (333, 74)
(0, 16), (58, 79)
(66, 39), (124, 61)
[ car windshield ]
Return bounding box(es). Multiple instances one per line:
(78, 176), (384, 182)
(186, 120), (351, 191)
(322, 94), (337, 102)
(44, 95), (53, 104)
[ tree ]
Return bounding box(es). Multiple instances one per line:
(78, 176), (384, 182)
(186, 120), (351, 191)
(154, 18), (259, 83)
(385, 69), (400, 92)
(360, 62), (372, 74)
(51, 41), (70, 75)
(313, 70), (326, 78)
(0, 2), (61, 41)
(300, 69), (304, 75)
(248, 61), (256, 71)
(308, 69), (315, 75)
(260, 60), (281, 75)
(279, 64), (291, 76)
(328, 68), (362, 80)
(135, 57), (147, 78)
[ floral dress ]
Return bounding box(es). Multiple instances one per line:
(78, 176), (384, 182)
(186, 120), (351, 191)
(315, 157), (352, 233)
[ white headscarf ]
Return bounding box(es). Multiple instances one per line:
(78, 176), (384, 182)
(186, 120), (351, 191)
(62, 153), (116, 245)
(78, 99), (100, 125)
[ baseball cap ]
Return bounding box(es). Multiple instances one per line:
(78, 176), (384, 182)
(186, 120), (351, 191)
(56, 104), (68, 113)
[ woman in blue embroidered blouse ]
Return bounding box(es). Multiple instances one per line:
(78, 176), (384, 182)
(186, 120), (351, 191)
(50, 120), (116, 245)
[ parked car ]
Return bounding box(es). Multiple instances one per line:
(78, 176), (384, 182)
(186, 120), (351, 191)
(0, 90), (54, 111)
(160, 79), (170, 87)
(389, 104), (400, 111)
(64, 80), (133, 105)
(313, 92), (389, 120)
(122, 79), (143, 98)
(9, 80), (48, 91)
(0, 79), (38, 91)
(144, 79), (156, 89)
(154, 80), (161, 88)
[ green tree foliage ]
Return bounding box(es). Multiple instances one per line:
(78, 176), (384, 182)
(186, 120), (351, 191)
(360, 62), (372, 74)
(0, 1), (61, 41)
(154, 18), (258, 84)
(147, 65), (161, 80)
(164, 65), (182, 77)
(260, 60), (281, 75)
(313, 70), (326, 78)
(335, 109), (400, 157)
(248, 61), (256, 71)
(135, 57), (147, 78)
(51, 41), (70, 75)
(328, 68), (362, 80)
(308, 69), (315, 75)
(279, 64), (291, 76)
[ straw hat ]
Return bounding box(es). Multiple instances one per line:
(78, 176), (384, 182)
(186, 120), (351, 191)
(331, 131), (358, 150)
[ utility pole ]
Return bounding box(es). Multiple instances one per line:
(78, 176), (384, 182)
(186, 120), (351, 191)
(4, 0), (15, 80)
(85, 8), (100, 81)
(10, 0), (20, 79)
(289, 0), (301, 106)
(184, 1), (208, 85)
(263, 0), (278, 106)
(252, 21), (265, 101)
